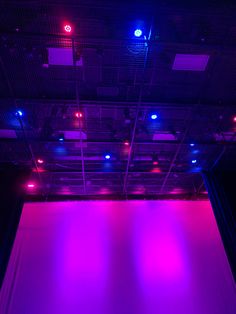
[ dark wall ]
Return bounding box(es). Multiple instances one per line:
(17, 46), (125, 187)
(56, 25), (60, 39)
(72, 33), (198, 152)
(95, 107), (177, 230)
(203, 170), (236, 282)
(0, 164), (30, 289)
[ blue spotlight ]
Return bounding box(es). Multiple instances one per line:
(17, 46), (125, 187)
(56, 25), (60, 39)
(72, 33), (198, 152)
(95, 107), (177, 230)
(58, 133), (64, 142)
(151, 114), (158, 120)
(105, 154), (111, 160)
(15, 110), (23, 117)
(134, 29), (142, 37)
(190, 143), (195, 147)
(191, 159), (197, 164)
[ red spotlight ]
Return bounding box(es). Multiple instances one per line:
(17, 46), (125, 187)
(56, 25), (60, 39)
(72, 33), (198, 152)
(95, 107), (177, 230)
(64, 24), (72, 33)
(75, 112), (83, 118)
(37, 159), (44, 164)
(27, 183), (35, 188)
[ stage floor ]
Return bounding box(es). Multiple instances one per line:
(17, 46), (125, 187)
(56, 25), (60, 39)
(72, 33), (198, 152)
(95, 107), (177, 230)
(1, 200), (236, 314)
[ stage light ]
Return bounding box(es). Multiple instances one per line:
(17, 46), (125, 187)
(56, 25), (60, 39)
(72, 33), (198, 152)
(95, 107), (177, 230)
(124, 140), (130, 146)
(64, 24), (72, 33)
(152, 153), (159, 165)
(151, 114), (158, 120)
(134, 29), (142, 37)
(58, 133), (64, 142)
(233, 116), (236, 122)
(37, 159), (44, 164)
(15, 110), (23, 117)
(191, 159), (197, 164)
(190, 143), (195, 147)
(75, 112), (83, 118)
(105, 154), (111, 160)
(27, 183), (35, 188)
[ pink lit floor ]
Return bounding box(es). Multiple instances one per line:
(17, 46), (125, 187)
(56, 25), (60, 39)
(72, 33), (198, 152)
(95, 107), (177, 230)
(0, 200), (236, 314)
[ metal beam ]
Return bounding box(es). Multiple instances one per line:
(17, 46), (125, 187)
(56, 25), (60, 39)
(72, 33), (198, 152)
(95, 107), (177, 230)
(123, 19), (153, 195)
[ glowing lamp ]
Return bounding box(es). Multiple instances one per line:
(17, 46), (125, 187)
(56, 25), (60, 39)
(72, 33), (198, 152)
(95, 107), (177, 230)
(134, 29), (142, 37)
(58, 133), (64, 142)
(27, 183), (35, 188)
(75, 112), (83, 118)
(151, 114), (158, 120)
(64, 24), (72, 33)
(15, 110), (23, 117)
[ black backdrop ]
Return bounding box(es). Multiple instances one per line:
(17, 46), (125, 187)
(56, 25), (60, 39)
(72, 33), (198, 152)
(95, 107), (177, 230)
(0, 164), (30, 289)
(204, 170), (236, 282)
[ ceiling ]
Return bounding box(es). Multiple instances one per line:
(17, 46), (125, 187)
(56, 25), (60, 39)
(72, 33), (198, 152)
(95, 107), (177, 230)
(0, 0), (236, 200)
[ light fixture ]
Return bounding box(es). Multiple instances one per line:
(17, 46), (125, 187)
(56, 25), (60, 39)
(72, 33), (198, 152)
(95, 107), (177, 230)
(190, 143), (195, 147)
(191, 159), (197, 164)
(27, 183), (35, 188)
(105, 154), (111, 160)
(124, 140), (130, 146)
(37, 159), (44, 164)
(75, 112), (83, 118)
(64, 24), (72, 33)
(152, 153), (159, 165)
(151, 114), (158, 120)
(233, 116), (236, 122)
(58, 133), (64, 142)
(134, 29), (142, 37)
(15, 110), (23, 117)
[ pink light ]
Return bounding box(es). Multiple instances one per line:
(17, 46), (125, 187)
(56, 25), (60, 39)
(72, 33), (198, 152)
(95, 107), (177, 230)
(233, 116), (236, 122)
(153, 161), (158, 165)
(27, 183), (35, 188)
(75, 112), (83, 118)
(64, 24), (72, 33)
(151, 167), (161, 173)
(124, 140), (129, 146)
(37, 159), (44, 164)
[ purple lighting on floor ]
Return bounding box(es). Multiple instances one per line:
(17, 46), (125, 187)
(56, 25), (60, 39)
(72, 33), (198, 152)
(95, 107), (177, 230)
(1, 201), (236, 313)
